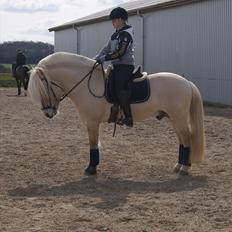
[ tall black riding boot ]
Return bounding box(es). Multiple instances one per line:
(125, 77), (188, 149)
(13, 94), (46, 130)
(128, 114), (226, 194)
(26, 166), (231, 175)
(118, 91), (133, 127)
(108, 104), (119, 123)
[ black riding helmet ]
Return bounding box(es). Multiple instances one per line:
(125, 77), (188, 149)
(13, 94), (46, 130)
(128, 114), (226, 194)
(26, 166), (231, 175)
(109, 7), (128, 20)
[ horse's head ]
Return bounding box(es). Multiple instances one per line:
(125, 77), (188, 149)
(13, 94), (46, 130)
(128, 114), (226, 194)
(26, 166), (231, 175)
(28, 67), (64, 119)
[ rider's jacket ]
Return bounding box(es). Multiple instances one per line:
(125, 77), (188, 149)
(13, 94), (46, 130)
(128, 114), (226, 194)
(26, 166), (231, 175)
(16, 53), (26, 66)
(95, 25), (135, 66)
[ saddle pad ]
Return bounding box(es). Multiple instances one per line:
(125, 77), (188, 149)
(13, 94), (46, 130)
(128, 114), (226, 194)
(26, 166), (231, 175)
(105, 78), (150, 104)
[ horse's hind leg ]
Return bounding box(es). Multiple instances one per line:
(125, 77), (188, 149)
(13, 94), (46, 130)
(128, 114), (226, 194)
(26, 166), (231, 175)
(172, 118), (191, 175)
(85, 121), (100, 175)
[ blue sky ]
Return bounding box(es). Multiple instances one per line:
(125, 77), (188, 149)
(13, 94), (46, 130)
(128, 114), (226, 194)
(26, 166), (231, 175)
(0, 0), (130, 44)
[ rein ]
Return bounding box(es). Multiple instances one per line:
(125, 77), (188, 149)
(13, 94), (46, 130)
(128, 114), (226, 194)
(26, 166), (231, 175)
(38, 61), (105, 109)
(39, 62), (117, 136)
(60, 62), (105, 102)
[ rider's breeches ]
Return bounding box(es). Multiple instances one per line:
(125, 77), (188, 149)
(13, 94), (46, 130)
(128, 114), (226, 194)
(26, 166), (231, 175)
(108, 64), (134, 103)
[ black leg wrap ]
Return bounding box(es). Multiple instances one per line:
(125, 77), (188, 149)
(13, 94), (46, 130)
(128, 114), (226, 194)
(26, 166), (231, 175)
(178, 144), (184, 164)
(85, 149), (99, 175)
(89, 149), (99, 166)
(178, 145), (191, 166)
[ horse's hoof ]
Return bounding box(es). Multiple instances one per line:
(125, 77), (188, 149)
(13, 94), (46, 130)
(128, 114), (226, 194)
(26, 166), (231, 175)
(178, 169), (189, 176)
(84, 166), (97, 175)
(178, 165), (190, 176)
(173, 163), (181, 173)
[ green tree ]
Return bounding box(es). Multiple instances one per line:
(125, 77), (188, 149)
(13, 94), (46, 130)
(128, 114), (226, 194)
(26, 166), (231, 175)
(0, 41), (54, 64)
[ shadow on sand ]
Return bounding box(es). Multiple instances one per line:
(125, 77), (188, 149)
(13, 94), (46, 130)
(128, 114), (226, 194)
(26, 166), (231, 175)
(6, 94), (26, 97)
(9, 175), (207, 209)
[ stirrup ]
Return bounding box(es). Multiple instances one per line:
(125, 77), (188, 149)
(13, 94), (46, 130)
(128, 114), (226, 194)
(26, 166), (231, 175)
(122, 117), (133, 127)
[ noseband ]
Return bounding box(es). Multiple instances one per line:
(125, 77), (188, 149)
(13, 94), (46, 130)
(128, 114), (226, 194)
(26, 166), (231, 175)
(37, 69), (63, 111)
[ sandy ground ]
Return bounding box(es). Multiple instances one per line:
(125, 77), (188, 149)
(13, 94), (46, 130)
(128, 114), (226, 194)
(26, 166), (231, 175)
(0, 88), (232, 232)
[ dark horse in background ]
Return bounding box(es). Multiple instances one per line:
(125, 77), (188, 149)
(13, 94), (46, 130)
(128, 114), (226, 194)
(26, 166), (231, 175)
(12, 63), (30, 96)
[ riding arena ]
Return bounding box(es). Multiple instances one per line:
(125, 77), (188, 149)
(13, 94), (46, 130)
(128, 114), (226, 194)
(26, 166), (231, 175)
(0, 52), (232, 231)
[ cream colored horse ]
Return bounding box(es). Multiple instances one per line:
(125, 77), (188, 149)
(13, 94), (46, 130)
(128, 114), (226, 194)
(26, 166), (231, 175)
(28, 52), (205, 176)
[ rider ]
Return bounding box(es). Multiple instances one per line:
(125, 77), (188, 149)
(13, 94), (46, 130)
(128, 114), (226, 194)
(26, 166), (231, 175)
(13, 49), (27, 76)
(16, 49), (26, 67)
(94, 7), (135, 127)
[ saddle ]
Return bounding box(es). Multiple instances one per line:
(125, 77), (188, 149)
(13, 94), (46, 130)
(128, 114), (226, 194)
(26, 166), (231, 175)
(12, 63), (28, 74)
(131, 66), (147, 81)
(105, 66), (150, 104)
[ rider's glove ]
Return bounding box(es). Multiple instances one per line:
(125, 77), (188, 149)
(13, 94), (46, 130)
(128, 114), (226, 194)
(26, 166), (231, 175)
(96, 58), (102, 64)
(96, 56), (105, 64)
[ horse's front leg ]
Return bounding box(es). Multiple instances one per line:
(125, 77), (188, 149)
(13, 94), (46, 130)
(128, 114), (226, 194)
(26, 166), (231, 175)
(23, 77), (27, 96)
(16, 79), (21, 95)
(22, 77), (28, 96)
(85, 121), (100, 175)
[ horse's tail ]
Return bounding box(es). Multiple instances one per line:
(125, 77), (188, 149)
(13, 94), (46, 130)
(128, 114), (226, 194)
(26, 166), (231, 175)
(189, 82), (205, 164)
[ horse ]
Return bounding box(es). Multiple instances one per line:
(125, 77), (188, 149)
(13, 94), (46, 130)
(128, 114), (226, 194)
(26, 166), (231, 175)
(28, 52), (205, 176)
(12, 63), (30, 96)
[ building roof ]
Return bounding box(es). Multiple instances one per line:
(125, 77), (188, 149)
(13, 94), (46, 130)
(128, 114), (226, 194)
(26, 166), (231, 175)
(48, 0), (203, 32)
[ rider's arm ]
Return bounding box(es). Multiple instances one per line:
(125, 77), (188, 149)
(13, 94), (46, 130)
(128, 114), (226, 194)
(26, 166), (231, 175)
(104, 31), (132, 61)
(93, 40), (111, 60)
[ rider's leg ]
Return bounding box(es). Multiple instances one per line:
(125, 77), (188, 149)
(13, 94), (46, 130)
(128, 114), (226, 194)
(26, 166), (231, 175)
(108, 104), (119, 123)
(118, 90), (133, 127)
(107, 69), (119, 123)
(114, 65), (134, 127)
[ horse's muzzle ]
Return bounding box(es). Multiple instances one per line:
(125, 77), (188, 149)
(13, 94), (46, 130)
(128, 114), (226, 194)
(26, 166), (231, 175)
(45, 112), (54, 119)
(43, 107), (57, 119)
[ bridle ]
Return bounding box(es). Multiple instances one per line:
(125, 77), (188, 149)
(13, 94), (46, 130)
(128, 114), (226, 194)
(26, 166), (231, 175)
(38, 62), (118, 136)
(39, 74), (62, 111)
(38, 62), (105, 111)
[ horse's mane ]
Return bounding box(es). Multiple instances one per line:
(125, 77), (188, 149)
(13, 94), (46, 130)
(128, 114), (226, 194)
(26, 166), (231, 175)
(38, 52), (96, 70)
(28, 52), (98, 107)
(28, 67), (51, 107)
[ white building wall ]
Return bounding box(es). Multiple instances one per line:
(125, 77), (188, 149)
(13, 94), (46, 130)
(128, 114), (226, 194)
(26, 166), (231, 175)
(78, 21), (112, 58)
(53, 0), (232, 105)
(54, 28), (77, 53)
(144, 0), (232, 105)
